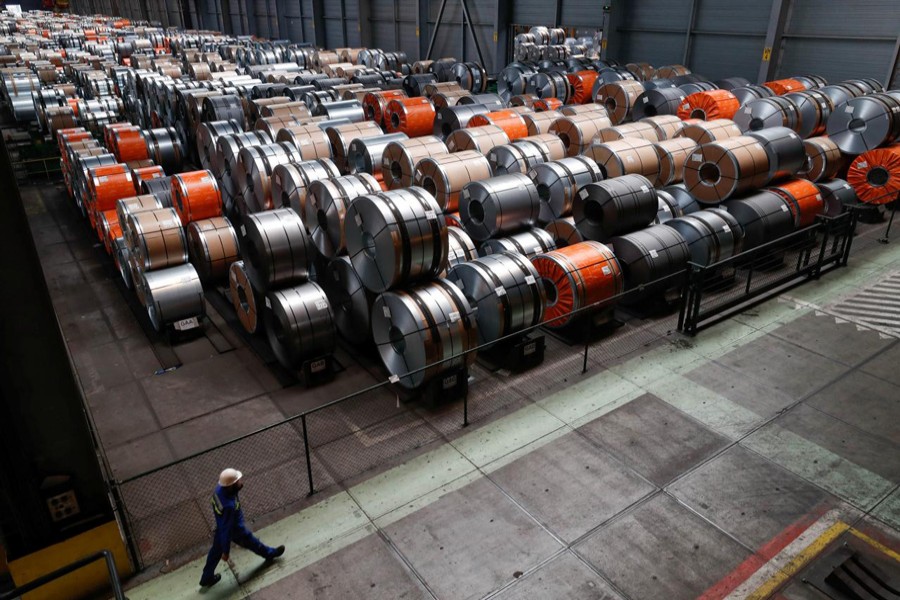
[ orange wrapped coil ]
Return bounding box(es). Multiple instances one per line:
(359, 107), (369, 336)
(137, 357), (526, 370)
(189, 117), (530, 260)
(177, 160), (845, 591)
(57, 128), (90, 155)
(566, 71), (599, 104)
(764, 78), (807, 95)
(172, 170), (223, 225)
(112, 127), (149, 162)
(534, 97), (563, 112)
(384, 97), (436, 137)
(847, 145), (900, 205)
(89, 163), (135, 217)
(768, 179), (825, 227)
(363, 89), (408, 125)
(131, 165), (165, 193)
(103, 123), (133, 151)
(98, 209), (122, 254)
(467, 110), (528, 141)
(531, 241), (624, 328)
(676, 89), (740, 121)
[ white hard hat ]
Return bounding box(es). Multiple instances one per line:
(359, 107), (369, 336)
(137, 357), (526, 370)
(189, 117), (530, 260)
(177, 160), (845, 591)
(218, 468), (243, 487)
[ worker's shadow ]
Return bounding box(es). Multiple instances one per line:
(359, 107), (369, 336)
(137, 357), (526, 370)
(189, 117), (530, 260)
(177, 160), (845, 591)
(232, 560), (280, 586)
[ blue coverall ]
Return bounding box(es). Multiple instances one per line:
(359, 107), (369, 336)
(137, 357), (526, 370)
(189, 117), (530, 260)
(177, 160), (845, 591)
(200, 484), (277, 585)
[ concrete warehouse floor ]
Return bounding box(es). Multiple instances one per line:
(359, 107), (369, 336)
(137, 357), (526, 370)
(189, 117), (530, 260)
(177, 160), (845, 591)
(22, 179), (900, 599)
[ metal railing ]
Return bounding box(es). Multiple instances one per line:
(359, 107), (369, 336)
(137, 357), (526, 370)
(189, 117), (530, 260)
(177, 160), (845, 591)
(0, 550), (125, 600)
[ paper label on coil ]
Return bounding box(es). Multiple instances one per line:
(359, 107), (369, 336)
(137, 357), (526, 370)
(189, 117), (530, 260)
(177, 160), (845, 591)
(125, 172), (132, 181)
(845, 105), (854, 113)
(241, 224), (246, 235)
(626, 155), (634, 163)
(743, 106), (752, 114)
(780, 204), (789, 212)
(174, 316), (200, 331)
(495, 286), (506, 297)
(601, 265), (611, 275)
(424, 210), (436, 220)
(273, 173), (281, 187)
(843, 183), (851, 190)
(310, 358), (327, 373)
(449, 311), (460, 323)
(388, 374), (400, 383)
(579, 189), (589, 200)
(640, 185), (649, 193)
(691, 153), (701, 162)
(642, 97), (649, 103)
(722, 224), (730, 233)
(649, 249), (659, 258)
(533, 246), (542, 255)
(681, 103), (690, 110)
(315, 299), (328, 310)
(524, 275), (536, 285)
(857, 161), (867, 169)
(382, 306), (392, 319)
(788, 132), (798, 139)
(816, 193), (822, 201)
(265, 297), (272, 308)
(354, 213), (362, 226)
(820, 102), (828, 110)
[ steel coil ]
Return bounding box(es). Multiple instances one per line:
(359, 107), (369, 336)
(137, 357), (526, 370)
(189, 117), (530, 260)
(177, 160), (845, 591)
(487, 139), (550, 175)
(306, 173), (382, 257)
(731, 84), (775, 106)
(344, 187), (447, 292)
(263, 282), (336, 369)
(229, 260), (263, 334)
(587, 137), (661, 182)
(534, 97), (564, 112)
(574, 174), (659, 241)
(527, 156), (603, 222)
(362, 89), (407, 125)
(414, 150), (492, 212)
(126, 207), (188, 271)
(234, 142), (304, 214)
(381, 136), (449, 189)
(384, 97), (436, 137)
(544, 216), (584, 248)
(679, 118), (742, 144)
(663, 208), (744, 266)
(596, 122), (660, 143)
(197, 120), (243, 171)
(632, 87), (687, 119)
(816, 179), (856, 217)
(347, 133), (409, 181)
(117, 194), (163, 231)
(433, 103), (491, 140)
(447, 252), (545, 344)
(799, 137), (843, 182)
(826, 92), (900, 154)
(451, 62), (488, 93)
(320, 256), (376, 344)
(676, 89), (740, 121)
(446, 125), (511, 155)
(846, 146), (900, 205)
(784, 89), (832, 138)
(142, 176), (175, 209)
(146, 127), (185, 174)
(445, 225), (479, 272)
(459, 173), (542, 241)
(202, 94), (246, 129)
(522, 110), (562, 135)
(609, 225), (690, 300)
(241, 208), (314, 291)
(479, 227), (557, 259)
(270, 158), (341, 215)
(274, 123), (333, 160)
(595, 80), (645, 124)
(432, 89), (473, 110)
(746, 126), (807, 180)
(767, 179), (826, 227)
(468, 109), (529, 141)
(723, 191), (796, 250)
(653, 137), (699, 187)
(141, 263), (205, 332)
(187, 216), (240, 283)
(683, 136), (771, 204)
(325, 121), (384, 173)
(172, 170), (222, 225)
(764, 78), (806, 96)
(733, 96), (801, 132)
(641, 115), (685, 140)
(532, 71), (570, 103)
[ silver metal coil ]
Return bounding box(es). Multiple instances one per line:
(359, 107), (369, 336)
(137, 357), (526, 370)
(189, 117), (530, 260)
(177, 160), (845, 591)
(263, 281), (336, 370)
(346, 132), (409, 179)
(234, 142), (303, 214)
(574, 174), (659, 242)
(270, 158), (341, 215)
(197, 119), (242, 171)
(321, 256), (376, 345)
(241, 207), (314, 291)
(460, 172), (542, 241)
(141, 263), (205, 332)
(662, 208), (744, 267)
(479, 227), (557, 259)
(306, 173), (382, 257)
(527, 156), (603, 223)
(544, 216), (584, 248)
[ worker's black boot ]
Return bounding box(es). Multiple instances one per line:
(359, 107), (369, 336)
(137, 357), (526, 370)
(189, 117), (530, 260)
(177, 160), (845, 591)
(265, 545), (285, 562)
(199, 573), (222, 587)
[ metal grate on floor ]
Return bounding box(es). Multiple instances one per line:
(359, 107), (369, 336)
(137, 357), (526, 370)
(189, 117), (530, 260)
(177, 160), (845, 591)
(829, 271), (900, 338)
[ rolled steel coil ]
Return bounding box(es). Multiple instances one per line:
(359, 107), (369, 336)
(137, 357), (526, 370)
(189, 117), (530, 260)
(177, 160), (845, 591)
(817, 84), (857, 109)
(202, 94), (246, 129)
(498, 63), (536, 101)
(662, 208), (744, 266)
(531, 241), (623, 327)
(306, 173), (382, 257)
(131, 165), (166, 192)
(608, 225), (690, 300)
(532, 71), (571, 103)
(433, 103), (492, 140)
(799, 137), (843, 183)
(117, 194), (163, 231)
(653, 137), (699, 187)
(432, 89), (473, 110)
(656, 65), (691, 79)
(320, 100), (365, 123)
(534, 97), (564, 112)
(654, 190), (683, 224)
(587, 137), (661, 183)
(683, 136), (771, 204)
(275, 123), (333, 161)
(197, 120), (243, 171)
(403, 73), (438, 97)
(595, 80), (645, 124)
(642, 115), (686, 140)
(371, 279), (477, 389)
(450, 61), (488, 93)
(88, 164), (137, 214)
(234, 142), (304, 214)
(663, 184), (701, 216)
(731, 84), (775, 106)
(347, 132), (409, 181)
(715, 77), (752, 91)
(98, 210), (122, 255)
(214, 131), (274, 185)
(596, 122), (660, 143)
(229, 260), (263, 334)
(459, 173), (542, 241)
(527, 156), (604, 222)
(550, 112), (614, 157)
(413, 150), (493, 212)
(447, 252), (545, 344)
(767, 179), (826, 227)
(141, 263), (205, 332)
(544, 216), (584, 248)
(678, 81), (718, 96)
(114, 238), (133, 289)
(816, 179), (856, 217)
(344, 187), (447, 292)
(446, 225), (479, 273)
(733, 96), (801, 132)
(632, 87), (687, 119)
(723, 190), (796, 250)
(574, 175), (659, 242)
(260, 101), (313, 121)
(764, 78), (806, 96)
(846, 146), (900, 205)
(362, 89), (407, 125)
(784, 90), (833, 138)
(270, 158), (341, 215)
(826, 92), (900, 154)
(263, 282), (336, 370)
(325, 121), (385, 173)
(641, 79), (678, 92)
(126, 207), (188, 271)
(320, 256), (375, 345)
(479, 227), (557, 259)
(241, 207), (314, 291)
(110, 127), (149, 162)
(381, 136), (449, 189)
(468, 109), (529, 141)
(522, 110), (562, 135)
(679, 119), (742, 144)
(172, 170), (222, 225)
(446, 125), (509, 154)
(146, 127), (185, 174)
(187, 216), (240, 284)
(677, 89), (740, 121)
(567, 70), (599, 104)
(384, 97), (436, 137)
(487, 134), (566, 176)
(142, 177), (175, 209)
(746, 126), (807, 180)
(626, 62), (656, 82)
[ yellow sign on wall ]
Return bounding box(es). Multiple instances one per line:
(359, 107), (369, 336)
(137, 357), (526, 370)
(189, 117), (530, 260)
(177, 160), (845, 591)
(762, 46), (772, 61)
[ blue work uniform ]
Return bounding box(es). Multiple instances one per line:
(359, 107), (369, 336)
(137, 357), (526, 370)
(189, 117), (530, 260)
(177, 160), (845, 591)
(200, 484), (276, 585)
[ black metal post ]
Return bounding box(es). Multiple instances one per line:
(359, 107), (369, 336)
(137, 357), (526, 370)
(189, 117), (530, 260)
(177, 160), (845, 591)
(878, 199), (898, 244)
(582, 317), (592, 374)
(459, 0), (487, 70)
(301, 414), (315, 495)
(463, 391), (468, 427)
(425, 0), (448, 60)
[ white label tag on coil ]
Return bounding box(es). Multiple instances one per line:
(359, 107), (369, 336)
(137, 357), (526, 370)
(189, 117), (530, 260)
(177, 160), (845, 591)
(240, 224), (246, 235)
(265, 297), (272, 308)
(691, 153), (701, 162)
(532, 246), (542, 256)
(388, 374), (400, 383)
(743, 106), (752, 114)
(315, 299), (328, 310)
(424, 210), (436, 220)
(780, 204), (789, 212)
(857, 161), (867, 169)
(174, 316), (199, 331)
(640, 185), (649, 193)
(816, 193), (822, 201)
(461, 189), (469, 199)
(681, 103), (690, 110)
(354, 213), (362, 226)
(382, 306), (391, 318)
(125, 172), (132, 181)
(524, 275), (536, 285)
(626, 155), (634, 163)
(845, 105), (854, 113)
(788, 132), (798, 139)
(449, 311), (460, 323)
(642, 96), (649, 103)
(602, 265), (611, 275)
(649, 249), (659, 258)
(579, 189), (589, 200)
(722, 224), (730, 233)
(495, 286), (506, 297)
(820, 102), (827, 110)
(843, 183), (851, 190)
(273, 173), (281, 187)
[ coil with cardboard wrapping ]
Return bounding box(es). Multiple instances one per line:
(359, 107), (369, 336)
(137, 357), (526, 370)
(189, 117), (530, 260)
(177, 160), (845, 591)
(345, 187), (447, 292)
(432, 89), (473, 110)
(111, 126), (149, 162)
(595, 80), (645, 124)
(586, 137), (661, 183)
(764, 78), (806, 96)
(799, 137), (843, 182)
(653, 137), (699, 187)
(381, 136), (449, 189)
(682, 136), (771, 204)
(275, 123), (333, 161)
(413, 150), (492, 212)
(746, 126), (807, 180)
(172, 170), (222, 225)
(263, 282), (336, 370)
(326, 121), (384, 173)
(117, 194), (163, 232)
(459, 173), (542, 241)
(767, 179), (826, 227)
(677, 89), (740, 121)
(733, 96), (801, 132)
(447, 252), (546, 344)
(306, 173), (382, 257)
(229, 260), (263, 334)
(88, 164), (137, 217)
(371, 280), (477, 389)
(567, 70), (599, 104)
(846, 146), (900, 205)
(384, 97), (436, 137)
(141, 263), (205, 332)
(662, 208), (744, 266)
(596, 122), (660, 143)
(270, 158), (342, 215)
(531, 241), (624, 327)
(549, 112), (614, 157)
(446, 125), (511, 155)
(363, 89), (407, 125)
(522, 110), (562, 135)
(534, 97), (564, 112)
(574, 174), (659, 241)
(187, 216), (240, 283)
(468, 109), (529, 141)
(241, 207), (315, 291)
(632, 87), (687, 120)
(126, 207), (188, 271)
(679, 118), (742, 144)
(642, 115), (686, 140)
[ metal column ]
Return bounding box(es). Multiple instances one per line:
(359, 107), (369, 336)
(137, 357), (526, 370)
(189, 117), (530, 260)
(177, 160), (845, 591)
(311, 0), (327, 47)
(493, 0), (511, 73)
(757, 0), (792, 83)
(359, 0), (372, 47)
(417, 0), (429, 60)
(681, 0), (699, 68)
